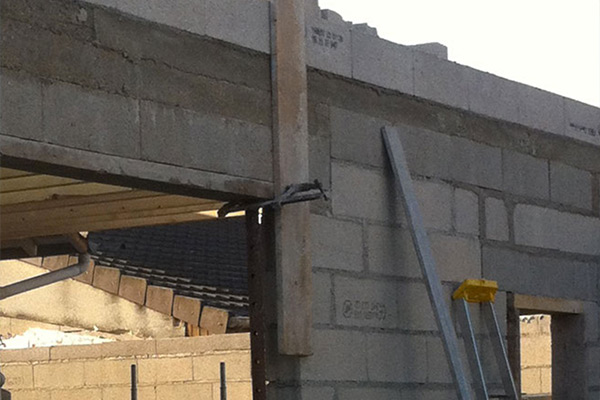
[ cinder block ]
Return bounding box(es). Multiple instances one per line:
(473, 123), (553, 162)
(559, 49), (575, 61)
(367, 224), (420, 278)
(410, 42), (448, 59)
(4, 389), (48, 400)
(521, 367), (542, 394)
(146, 285), (174, 315)
(42, 255), (70, 271)
(450, 136), (503, 190)
(92, 266), (121, 294)
(333, 276), (398, 329)
(140, 101), (272, 181)
(502, 150), (549, 200)
(33, 362), (85, 388)
(414, 51), (469, 110)
(106, 0), (207, 37)
(299, 329), (367, 381)
(199, 306), (229, 335)
(94, 8), (270, 92)
(0, 69), (42, 140)
(454, 188), (479, 236)
(138, 357), (193, 384)
(414, 180), (453, 232)
(351, 31), (414, 94)
(425, 337), (453, 383)
(100, 339), (156, 358)
(306, 14), (351, 77)
(517, 84), (565, 135)
(50, 343), (103, 361)
(485, 197), (509, 241)
(156, 333), (250, 356)
(482, 245), (597, 301)
(0, 347), (49, 364)
(155, 383), (212, 399)
(192, 352), (251, 382)
(300, 386), (335, 400)
(312, 271), (332, 325)
(514, 204), (600, 255)
(331, 162), (402, 222)
(311, 214), (363, 272)
(431, 233), (481, 282)
(138, 61), (271, 127)
(397, 282), (436, 331)
(43, 81), (140, 158)
(583, 302), (599, 343)
(206, 0), (270, 53)
(173, 295), (201, 325)
(587, 346), (600, 388)
(330, 107), (390, 168)
(118, 275), (148, 305)
(46, 388), (102, 400)
(309, 135), (331, 193)
(102, 385), (155, 399)
(564, 98), (600, 147)
(2, 364), (33, 389)
(399, 126), (502, 190)
(465, 67), (521, 124)
(550, 161), (592, 210)
(84, 359), (132, 386)
(338, 388), (455, 400)
(366, 333), (427, 383)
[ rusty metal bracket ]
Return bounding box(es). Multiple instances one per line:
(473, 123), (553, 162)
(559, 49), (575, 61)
(218, 180), (327, 218)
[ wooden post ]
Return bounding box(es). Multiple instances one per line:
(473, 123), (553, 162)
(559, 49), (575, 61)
(271, 0), (313, 355)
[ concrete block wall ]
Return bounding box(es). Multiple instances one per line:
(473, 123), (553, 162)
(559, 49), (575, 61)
(298, 79), (600, 397)
(0, 334), (251, 400)
(0, 0), (273, 200)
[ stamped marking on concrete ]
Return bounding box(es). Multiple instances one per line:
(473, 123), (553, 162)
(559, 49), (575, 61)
(310, 27), (344, 50)
(341, 299), (387, 322)
(569, 123), (599, 139)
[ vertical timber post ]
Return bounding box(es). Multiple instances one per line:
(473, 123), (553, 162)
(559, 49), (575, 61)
(271, 0), (313, 355)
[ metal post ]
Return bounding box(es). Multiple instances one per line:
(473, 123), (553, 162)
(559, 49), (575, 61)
(130, 364), (137, 400)
(220, 362), (227, 400)
(381, 126), (472, 400)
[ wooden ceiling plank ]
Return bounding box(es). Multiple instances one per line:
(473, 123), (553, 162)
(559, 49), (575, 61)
(0, 174), (79, 193)
(0, 168), (35, 179)
(1, 190), (161, 214)
(1, 202), (223, 240)
(0, 182), (133, 206)
(2, 195), (217, 225)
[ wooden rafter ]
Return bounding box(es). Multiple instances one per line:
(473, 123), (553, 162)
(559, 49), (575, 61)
(0, 168), (224, 241)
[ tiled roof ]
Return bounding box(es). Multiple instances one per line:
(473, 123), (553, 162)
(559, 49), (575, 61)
(88, 218), (249, 315)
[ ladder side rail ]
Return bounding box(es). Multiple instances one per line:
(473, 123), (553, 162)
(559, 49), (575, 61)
(381, 127), (472, 400)
(482, 302), (519, 400)
(457, 299), (490, 399)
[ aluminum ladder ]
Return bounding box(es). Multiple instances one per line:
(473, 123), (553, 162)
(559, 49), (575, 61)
(453, 279), (519, 399)
(381, 126), (518, 399)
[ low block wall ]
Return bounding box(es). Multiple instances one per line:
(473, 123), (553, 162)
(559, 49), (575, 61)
(0, 333), (251, 400)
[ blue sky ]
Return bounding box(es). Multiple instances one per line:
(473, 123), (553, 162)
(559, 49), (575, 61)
(319, 0), (600, 107)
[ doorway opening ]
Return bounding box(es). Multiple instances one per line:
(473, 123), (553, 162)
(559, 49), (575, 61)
(520, 313), (552, 399)
(508, 293), (586, 400)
